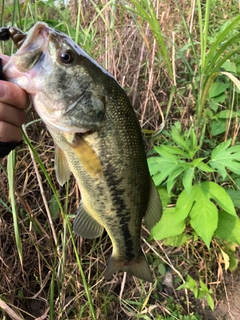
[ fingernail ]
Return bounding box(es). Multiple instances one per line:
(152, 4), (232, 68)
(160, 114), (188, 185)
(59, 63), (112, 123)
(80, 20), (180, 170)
(0, 82), (6, 98)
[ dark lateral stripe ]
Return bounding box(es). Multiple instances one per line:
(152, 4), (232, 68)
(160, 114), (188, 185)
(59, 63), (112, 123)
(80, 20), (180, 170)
(104, 161), (135, 261)
(120, 215), (134, 261)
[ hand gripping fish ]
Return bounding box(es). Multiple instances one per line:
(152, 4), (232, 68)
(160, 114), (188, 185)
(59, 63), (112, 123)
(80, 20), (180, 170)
(0, 23), (162, 282)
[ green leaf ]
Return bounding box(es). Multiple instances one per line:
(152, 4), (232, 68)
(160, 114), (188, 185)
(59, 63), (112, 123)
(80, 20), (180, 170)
(177, 275), (197, 291)
(190, 189), (218, 249)
(199, 279), (209, 293)
(201, 181), (236, 216)
(171, 126), (188, 151)
(210, 119), (227, 136)
(150, 207), (186, 241)
(226, 189), (240, 208)
(214, 110), (240, 119)
(155, 145), (188, 157)
(209, 82), (229, 98)
(152, 163), (179, 186)
(197, 162), (215, 173)
(215, 211), (240, 245)
(157, 187), (172, 208)
(206, 293), (214, 311)
(164, 234), (190, 247)
(166, 166), (187, 194)
(210, 139), (240, 179)
(182, 167), (195, 195)
(222, 60), (237, 73)
(153, 146), (179, 159)
(175, 187), (197, 222)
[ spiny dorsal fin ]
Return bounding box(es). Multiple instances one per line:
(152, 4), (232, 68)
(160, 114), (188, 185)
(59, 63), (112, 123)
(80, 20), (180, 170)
(144, 178), (162, 230)
(64, 133), (103, 178)
(55, 145), (71, 186)
(73, 202), (104, 239)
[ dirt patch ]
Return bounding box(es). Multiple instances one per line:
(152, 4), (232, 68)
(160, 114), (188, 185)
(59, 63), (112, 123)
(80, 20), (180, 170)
(204, 269), (240, 320)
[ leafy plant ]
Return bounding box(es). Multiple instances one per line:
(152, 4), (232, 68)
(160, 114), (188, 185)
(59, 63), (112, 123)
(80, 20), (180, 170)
(148, 123), (240, 248)
(178, 275), (214, 311)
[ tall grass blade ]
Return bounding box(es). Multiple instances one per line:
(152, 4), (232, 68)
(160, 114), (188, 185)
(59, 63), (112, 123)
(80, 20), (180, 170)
(7, 151), (23, 266)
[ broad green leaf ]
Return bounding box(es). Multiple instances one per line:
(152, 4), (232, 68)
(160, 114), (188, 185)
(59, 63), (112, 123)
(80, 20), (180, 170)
(209, 82), (229, 98)
(182, 167), (195, 195)
(175, 187), (197, 222)
(214, 110), (240, 119)
(215, 211), (240, 245)
(150, 207), (186, 240)
(226, 189), (240, 208)
(153, 146), (179, 159)
(166, 166), (187, 194)
(148, 157), (178, 178)
(221, 60), (237, 73)
(210, 139), (240, 179)
(164, 234), (190, 247)
(152, 163), (179, 186)
(192, 158), (206, 166)
(157, 187), (172, 208)
(201, 181), (236, 216)
(190, 189), (218, 249)
(211, 139), (231, 159)
(210, 119), (227, 136)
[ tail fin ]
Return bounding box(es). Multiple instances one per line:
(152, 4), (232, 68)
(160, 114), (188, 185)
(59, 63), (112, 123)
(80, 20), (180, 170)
(105, 251), (153, 282)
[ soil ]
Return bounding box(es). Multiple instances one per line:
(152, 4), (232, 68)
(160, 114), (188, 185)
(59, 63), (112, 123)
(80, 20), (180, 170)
(204, 270), (240, 320)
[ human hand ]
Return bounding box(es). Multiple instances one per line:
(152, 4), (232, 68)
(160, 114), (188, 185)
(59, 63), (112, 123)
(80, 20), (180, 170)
(0, 54), (29, 142)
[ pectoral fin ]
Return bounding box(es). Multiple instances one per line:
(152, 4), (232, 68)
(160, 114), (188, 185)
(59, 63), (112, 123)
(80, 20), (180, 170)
(55, 145), (71, 186)
(73, 202), (104, 239)
(64, 133), (103, 178)
(144, 178), (162, 230)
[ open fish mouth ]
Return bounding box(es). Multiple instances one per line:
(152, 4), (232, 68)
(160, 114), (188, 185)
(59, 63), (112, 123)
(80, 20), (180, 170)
(16, 22), (49, 53)
(8, 23), (50, 73)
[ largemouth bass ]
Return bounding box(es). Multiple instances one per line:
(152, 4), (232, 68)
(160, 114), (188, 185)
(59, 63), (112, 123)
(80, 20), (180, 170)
(1, 22), (162, 282)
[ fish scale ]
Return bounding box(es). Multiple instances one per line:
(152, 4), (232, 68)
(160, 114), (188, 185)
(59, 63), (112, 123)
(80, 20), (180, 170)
(1, 22), (162, 282)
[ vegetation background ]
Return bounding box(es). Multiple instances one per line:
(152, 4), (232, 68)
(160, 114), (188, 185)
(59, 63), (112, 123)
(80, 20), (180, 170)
(0, 0), (240, 319)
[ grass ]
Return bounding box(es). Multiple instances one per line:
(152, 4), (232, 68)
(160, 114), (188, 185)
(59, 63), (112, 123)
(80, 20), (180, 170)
(0, 0), (240, 319)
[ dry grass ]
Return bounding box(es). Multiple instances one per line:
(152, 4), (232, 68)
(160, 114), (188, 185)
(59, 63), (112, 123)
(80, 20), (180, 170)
(0, 0), (240, 319)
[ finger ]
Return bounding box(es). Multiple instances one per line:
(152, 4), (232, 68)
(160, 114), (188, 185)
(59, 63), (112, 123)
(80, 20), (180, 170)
(0, 80), (29, 110)
(0, 54), (10, 64)
(0, 103), (26, 126)
(0, 121), (22, 142)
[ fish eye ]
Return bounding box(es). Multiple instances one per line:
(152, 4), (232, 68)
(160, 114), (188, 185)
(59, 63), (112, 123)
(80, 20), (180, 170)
(59, 50), (75, 64)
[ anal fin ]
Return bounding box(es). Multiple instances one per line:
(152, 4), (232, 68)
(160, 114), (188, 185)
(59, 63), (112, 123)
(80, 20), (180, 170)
(73, 202), (104, 239)
(144, 177), (162, 230)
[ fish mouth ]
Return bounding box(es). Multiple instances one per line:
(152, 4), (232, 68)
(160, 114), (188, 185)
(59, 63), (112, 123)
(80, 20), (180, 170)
(11, 22), (50, 72)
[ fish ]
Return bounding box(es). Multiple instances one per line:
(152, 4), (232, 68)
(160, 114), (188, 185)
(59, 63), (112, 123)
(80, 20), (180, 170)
(1, 22), (162, 282)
